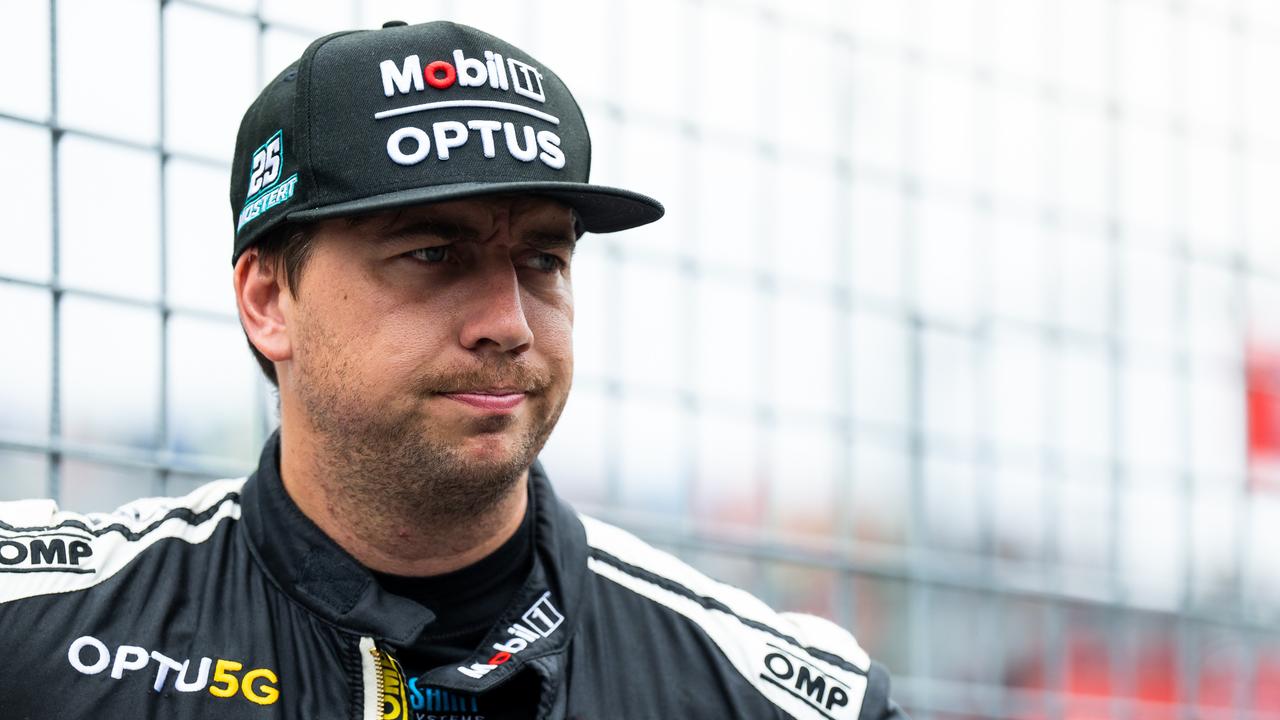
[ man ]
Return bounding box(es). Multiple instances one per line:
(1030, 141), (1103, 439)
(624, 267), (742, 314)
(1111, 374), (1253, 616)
(0, 20), (903, 720)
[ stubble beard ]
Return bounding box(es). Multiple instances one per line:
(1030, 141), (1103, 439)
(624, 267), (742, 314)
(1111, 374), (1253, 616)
(291, 324), (568, 535)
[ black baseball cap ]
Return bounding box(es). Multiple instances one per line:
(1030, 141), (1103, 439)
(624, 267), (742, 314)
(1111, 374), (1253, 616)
(229, 20), (664, 265)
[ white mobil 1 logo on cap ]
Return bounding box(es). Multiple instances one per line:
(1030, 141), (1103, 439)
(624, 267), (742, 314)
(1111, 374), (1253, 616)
(375, 50), (566, 171)
(380, 49), (546, 102)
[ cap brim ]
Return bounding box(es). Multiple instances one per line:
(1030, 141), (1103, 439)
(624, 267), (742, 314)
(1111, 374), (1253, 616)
(287, 181), (663, 233)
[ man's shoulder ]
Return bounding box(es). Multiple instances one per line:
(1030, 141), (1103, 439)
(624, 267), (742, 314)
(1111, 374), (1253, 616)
(578, 513), (888, 720)
(0, 477), (247, 605)
(0, 477), (247, 530)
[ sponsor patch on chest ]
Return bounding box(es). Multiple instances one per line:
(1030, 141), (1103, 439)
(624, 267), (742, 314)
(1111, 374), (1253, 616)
(456, 591), (564, 680)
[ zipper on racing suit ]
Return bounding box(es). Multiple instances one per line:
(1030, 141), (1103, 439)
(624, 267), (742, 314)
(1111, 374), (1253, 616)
(359, 637), (410, 720)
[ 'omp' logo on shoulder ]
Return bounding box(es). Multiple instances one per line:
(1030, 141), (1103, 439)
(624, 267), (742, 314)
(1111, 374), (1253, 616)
(0, 534), (93, 574)
(760, 643), (852, 719)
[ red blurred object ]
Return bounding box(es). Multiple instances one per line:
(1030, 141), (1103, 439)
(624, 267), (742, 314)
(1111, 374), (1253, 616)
(1257, 655), (1280, 715)
(1248, 343), (1280, 492)
(1007, 637), (1280, 720)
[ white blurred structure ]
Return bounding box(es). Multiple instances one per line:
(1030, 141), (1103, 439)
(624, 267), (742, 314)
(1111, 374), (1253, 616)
(2, 1), (1280, 718)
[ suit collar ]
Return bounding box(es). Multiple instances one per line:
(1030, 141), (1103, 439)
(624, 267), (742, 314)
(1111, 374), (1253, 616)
(240, 427), (588, 686)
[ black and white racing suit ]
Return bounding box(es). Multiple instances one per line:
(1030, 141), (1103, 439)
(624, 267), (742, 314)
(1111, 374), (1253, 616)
(0, 431), (904, 719)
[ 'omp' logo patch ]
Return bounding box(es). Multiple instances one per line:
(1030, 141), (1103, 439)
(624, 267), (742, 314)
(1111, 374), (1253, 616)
(0, 534), (93, 574)
(760, 643), (853, 719)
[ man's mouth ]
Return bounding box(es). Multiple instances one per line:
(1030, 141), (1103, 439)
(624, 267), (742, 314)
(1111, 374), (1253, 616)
(438, 390), (527, 412)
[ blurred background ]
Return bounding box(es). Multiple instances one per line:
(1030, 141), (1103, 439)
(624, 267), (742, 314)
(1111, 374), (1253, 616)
(2, 0), (1279, 718)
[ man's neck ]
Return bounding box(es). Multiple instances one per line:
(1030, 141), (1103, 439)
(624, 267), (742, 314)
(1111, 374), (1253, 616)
(277, 423), (530, 577)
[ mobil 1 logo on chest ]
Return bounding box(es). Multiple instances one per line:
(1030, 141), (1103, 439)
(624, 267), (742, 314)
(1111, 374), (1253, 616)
(457, 592), (564, 679)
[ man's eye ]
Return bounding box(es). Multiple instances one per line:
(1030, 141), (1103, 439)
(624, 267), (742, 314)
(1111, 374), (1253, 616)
(525, 253), (567, 273)
(407, 246), (451, 263)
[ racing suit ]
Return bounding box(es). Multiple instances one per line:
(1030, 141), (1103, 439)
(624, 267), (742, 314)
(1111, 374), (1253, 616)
(0, 431), (904, 719)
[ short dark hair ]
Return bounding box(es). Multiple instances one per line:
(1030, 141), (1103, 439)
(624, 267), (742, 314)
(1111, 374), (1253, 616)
(243, 222), (318, 388)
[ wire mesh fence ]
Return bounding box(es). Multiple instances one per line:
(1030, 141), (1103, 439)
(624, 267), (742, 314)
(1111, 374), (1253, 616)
(2, 0), (1280, 717)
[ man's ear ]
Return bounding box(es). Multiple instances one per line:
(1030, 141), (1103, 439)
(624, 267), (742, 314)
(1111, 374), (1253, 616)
(234, 248), (293, 365)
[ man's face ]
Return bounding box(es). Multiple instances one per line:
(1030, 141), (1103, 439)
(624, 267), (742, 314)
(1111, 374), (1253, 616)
(278, 194), (576, 506)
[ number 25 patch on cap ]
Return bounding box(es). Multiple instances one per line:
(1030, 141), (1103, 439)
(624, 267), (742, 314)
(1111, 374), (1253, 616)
(238, 130), (299, 232)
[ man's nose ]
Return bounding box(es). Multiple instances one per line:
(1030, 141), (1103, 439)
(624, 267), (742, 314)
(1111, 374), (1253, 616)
(457, 261), (534, 355)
